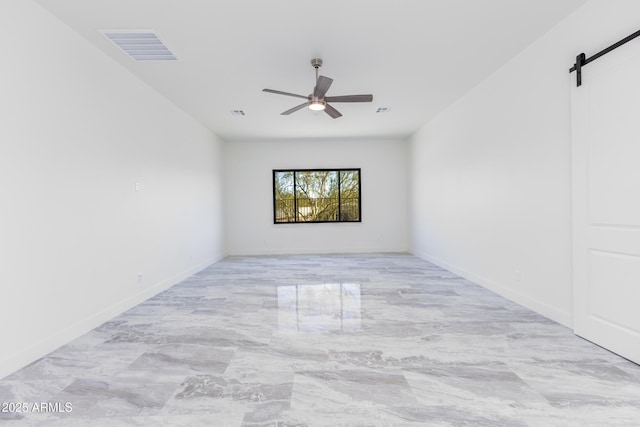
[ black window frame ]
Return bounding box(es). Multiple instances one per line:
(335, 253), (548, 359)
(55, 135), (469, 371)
(273, 168), (362, 224)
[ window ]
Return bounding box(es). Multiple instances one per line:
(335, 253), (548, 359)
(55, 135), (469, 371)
(273, 169), (361, 223)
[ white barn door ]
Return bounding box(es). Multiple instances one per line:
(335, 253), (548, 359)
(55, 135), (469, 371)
(572, 38), (640, 364)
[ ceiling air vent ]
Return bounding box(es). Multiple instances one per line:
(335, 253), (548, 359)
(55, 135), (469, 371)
(101, 31), (176, 61)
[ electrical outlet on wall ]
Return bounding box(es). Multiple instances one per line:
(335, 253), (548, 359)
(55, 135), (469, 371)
(515, 270), (521, 282)
(137, 272), (143, 283)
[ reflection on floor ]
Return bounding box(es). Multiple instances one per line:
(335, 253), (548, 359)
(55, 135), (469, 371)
(277, 283), (362, 334)
(1, 253), (639, 426)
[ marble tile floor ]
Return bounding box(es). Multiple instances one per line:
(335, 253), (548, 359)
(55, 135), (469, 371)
(1, 253), (640, 426)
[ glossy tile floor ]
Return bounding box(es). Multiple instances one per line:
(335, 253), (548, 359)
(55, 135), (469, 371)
(1, 253), (640, 426)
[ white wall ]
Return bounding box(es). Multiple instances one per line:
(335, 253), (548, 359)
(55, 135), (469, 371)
(409, 0), (640, 327)
(225, 138), (408, 255)
(0, 0), (226, 379)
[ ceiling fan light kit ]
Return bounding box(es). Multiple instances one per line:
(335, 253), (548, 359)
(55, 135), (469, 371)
(263, 58), (373, 119)
(309, 100), (326, 111)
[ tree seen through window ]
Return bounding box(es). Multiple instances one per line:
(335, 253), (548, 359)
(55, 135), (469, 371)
(273, 169), (360, 223)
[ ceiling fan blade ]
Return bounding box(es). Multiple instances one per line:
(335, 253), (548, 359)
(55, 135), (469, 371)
(324, 94), (373, 103)
(281, 102), (309, 115)
(313, 76), (333, 99)
(324, 103), (342, 119)
(263, 89), (309, 100)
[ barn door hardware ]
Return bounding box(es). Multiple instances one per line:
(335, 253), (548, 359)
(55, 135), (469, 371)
(570, 29), (640, 87)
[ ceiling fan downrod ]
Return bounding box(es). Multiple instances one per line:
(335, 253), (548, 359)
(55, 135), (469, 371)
(311, 58), (323, 83)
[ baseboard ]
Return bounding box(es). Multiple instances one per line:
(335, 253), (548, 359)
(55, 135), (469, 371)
(0, 254), (224, 380)
(227, 247), (409, 256)
(412, 250), (573, 328)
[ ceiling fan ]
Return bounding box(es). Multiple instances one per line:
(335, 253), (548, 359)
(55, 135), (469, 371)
(262, 58), (373, 119)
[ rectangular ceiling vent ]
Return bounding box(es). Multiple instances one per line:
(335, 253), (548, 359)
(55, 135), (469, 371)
(101, 31), (176, 61)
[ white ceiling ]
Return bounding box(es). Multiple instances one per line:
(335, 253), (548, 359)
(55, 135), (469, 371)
(35, 0), (586, 142)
